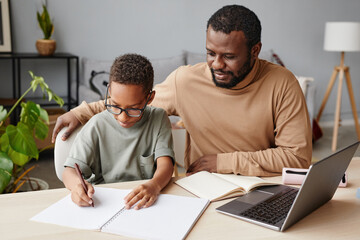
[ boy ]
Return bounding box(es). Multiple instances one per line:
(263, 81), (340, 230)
(62, 54), (175, 210)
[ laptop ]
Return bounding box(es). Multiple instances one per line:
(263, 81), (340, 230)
(216, 141), (359, 231)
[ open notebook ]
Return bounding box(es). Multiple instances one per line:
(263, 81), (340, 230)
(31, 187), (209, 240)
(175, 171), (278, 202)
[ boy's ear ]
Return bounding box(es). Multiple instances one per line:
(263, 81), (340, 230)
(147, 90), (156, 105)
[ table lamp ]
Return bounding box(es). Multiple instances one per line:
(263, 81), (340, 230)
(316, 22), (360, 151)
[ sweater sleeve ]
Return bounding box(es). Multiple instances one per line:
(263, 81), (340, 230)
(151, 69), (179, 116)
(217, 80), (312, 177)
(70, 100), (106, 125)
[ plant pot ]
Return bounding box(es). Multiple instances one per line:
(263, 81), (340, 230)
(15, 177), (49, 192)
(36, 39), (56, 56)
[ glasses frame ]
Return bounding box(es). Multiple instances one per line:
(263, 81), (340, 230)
(104, 84), (152, 117)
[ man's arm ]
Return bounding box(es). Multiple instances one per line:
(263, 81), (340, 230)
(187, 79), (312, 177)
(52, 100), (105, 142)
(151, 68), (179, 115)
(188, 130), (311, 177)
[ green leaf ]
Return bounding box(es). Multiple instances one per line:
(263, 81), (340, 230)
(0, 151), (13, 173)
(20, 101), (40, 130)
(29, 71), (34, 79)
(8, 147), (31, 166)
(6, 123), (39, 159)
(0, 151), (13, 193)
(38, 105), (49, 123)
(0, 106), (7, 123)
(28, 72), (64, 107)
(34, 119), (48, 140)
(0, 133), (10, 152)
(37, 5), (53, 40)
(0, 168), (12, 193)
(46, 89), (64, 107)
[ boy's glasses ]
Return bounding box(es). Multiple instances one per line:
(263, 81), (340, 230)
(104, 84), (152, 117)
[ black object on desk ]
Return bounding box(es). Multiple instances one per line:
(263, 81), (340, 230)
(0, 52), (79, 111)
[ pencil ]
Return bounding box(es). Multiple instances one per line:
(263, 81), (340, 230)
(74, 163), (94, 207)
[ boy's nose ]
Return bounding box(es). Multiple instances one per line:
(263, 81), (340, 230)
(116, 111), (130, 122)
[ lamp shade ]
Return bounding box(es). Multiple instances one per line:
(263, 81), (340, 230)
(324, 22), (360, 52)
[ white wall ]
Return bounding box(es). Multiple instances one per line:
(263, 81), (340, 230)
(1, 0), (360, 122)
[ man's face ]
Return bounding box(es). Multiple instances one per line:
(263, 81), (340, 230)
(206, 26), (260, 89)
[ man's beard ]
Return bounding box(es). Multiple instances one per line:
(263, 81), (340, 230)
(211, 56), (252, 89)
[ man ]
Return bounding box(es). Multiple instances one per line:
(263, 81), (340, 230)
(52, 5), (312, 176)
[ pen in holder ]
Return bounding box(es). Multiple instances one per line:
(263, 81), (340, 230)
(282, 167), (347, 187)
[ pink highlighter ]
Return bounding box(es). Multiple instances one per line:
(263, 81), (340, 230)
(282, 167), (347, 187)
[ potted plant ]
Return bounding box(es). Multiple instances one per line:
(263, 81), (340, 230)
(36, 4), (56, 56)
(0, 71), (64, 193)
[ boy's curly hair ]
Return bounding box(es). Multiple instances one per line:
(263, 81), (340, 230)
(110, 53), (154, 94)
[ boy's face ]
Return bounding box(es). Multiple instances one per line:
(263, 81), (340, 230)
(108, 82), (152, 128)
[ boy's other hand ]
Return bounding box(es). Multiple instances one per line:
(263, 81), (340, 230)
(124, 181), (161, 210)
(70, 181), (95, 207)
(52, 111), (81, 143)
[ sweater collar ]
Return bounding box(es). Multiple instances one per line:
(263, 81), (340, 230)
(231, 58), (259, 90)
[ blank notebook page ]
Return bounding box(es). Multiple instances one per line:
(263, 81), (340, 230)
(31, 187), (130, 230)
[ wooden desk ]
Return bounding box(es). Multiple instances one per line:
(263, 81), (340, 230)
(1, 158), (360, 240)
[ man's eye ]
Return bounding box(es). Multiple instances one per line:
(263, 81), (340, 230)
(207, 52), (215, 57)
(224, 55), (235, 59)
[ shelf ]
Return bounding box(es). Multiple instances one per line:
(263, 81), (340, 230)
(0, 52), (79, 111)
(0, 52), (78, 59)
(25, 96), (77, 107)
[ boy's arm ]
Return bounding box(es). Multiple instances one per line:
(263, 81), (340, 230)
(124, 156), (174, 210)
(62, 167), (95, 207)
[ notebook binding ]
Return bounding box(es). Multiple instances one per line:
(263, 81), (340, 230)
(100, 207), (125, 230)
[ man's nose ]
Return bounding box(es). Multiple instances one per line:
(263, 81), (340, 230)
(212, 55), (225, 70)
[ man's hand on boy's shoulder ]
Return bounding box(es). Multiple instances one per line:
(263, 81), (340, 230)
(186, 154), (217, 175)
(52, 111), (81, 143)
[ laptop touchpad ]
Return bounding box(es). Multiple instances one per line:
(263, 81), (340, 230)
(235, 191), (273, 205)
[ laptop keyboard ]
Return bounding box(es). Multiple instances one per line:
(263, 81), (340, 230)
(239, 188), (299, 225)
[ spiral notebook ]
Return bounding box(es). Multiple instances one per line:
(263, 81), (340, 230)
(31, 187), (209, 240)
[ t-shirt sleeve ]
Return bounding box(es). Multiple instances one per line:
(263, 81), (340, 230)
(154, 110), (176, 165)
(64, 121), (99, 179)
(71, 100), (106, 125)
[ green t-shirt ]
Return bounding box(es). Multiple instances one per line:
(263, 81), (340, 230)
(64, 106), (175, 184)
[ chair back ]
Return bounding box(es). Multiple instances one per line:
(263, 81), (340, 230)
(54, 126), (83, 181)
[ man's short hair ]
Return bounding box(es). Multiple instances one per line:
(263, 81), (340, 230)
(110, 53), (154, 94)
(207, 5), (262, 50)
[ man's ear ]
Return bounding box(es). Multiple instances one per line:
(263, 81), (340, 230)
(251, 42), (262, 58)
(147, 90), (156, 105)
